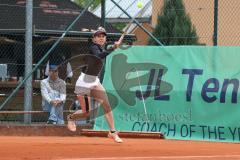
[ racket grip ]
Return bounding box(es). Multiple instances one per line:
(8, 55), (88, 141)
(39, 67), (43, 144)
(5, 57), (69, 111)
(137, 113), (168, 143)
(118, 32), (126, 44)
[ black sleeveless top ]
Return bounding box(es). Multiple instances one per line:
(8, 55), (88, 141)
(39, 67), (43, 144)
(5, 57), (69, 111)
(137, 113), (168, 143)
(82, 43), (114, 76)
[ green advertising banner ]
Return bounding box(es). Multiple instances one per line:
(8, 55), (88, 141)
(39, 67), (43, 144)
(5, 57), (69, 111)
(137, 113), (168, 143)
(94, 46), (240, 143)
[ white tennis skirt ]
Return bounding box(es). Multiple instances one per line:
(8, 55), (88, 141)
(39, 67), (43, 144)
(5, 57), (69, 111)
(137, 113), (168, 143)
(74, 73), (100, 95)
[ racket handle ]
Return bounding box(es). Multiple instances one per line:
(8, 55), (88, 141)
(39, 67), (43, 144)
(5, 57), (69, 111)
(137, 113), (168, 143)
(117, 32), (126, 44)
(117, 21), (132, 44)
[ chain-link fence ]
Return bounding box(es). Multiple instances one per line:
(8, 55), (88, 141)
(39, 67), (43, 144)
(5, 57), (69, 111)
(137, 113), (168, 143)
(0, 0), (134, 125)
(97, 0), (240, 46)
(0, 0), (239, 124)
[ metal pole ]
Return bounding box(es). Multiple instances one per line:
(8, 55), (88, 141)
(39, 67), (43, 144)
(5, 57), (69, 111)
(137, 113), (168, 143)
(101, 0), (106, 28)
(24, 0), (33, 124)
(213, 0), (218, 46)
(110, 0), (163, 46)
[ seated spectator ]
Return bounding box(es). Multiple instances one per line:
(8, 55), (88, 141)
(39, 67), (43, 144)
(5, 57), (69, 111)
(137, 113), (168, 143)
(41, 65), (66, 125)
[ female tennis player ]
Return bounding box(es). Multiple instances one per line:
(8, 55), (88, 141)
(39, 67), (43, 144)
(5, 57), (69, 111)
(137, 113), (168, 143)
(67, 27), (123, 143)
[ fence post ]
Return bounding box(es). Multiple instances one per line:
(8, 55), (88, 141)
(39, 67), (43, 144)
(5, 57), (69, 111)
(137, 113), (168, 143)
(213, 0), (218, 46)
(101, 0), (106, 28)
(24, 0), (33, 124)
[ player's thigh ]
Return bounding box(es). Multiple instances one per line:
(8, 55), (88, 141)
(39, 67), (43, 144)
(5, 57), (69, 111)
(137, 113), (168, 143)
(90, 83), (109, 104)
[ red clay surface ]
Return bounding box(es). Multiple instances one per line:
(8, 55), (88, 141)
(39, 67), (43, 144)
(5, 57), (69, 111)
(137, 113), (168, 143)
(0, 136), (240, 160)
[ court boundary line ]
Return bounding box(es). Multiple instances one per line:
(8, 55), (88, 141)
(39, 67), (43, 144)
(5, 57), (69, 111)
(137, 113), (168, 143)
(57, 154), (240, 160)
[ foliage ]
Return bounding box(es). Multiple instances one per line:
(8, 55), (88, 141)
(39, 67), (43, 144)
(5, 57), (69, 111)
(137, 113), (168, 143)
(149, 0), (199, 45)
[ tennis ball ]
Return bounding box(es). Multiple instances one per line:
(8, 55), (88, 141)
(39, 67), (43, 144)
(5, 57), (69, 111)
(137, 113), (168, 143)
(137, 1), (143, 8)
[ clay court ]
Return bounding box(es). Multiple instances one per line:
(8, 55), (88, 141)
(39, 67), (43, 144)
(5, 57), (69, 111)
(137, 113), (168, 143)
(1, 136), (240, 160)
(1, 1), (240, 160)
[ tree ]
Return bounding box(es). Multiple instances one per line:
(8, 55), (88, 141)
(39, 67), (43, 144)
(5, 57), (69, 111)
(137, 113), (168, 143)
(73, 0), (101, 11)
(149, 0), (199, 45)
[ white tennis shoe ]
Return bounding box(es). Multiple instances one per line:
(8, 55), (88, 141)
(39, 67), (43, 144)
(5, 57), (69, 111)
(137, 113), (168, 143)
(67, 115), (76, 132)
(108, 131), (123, 143)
